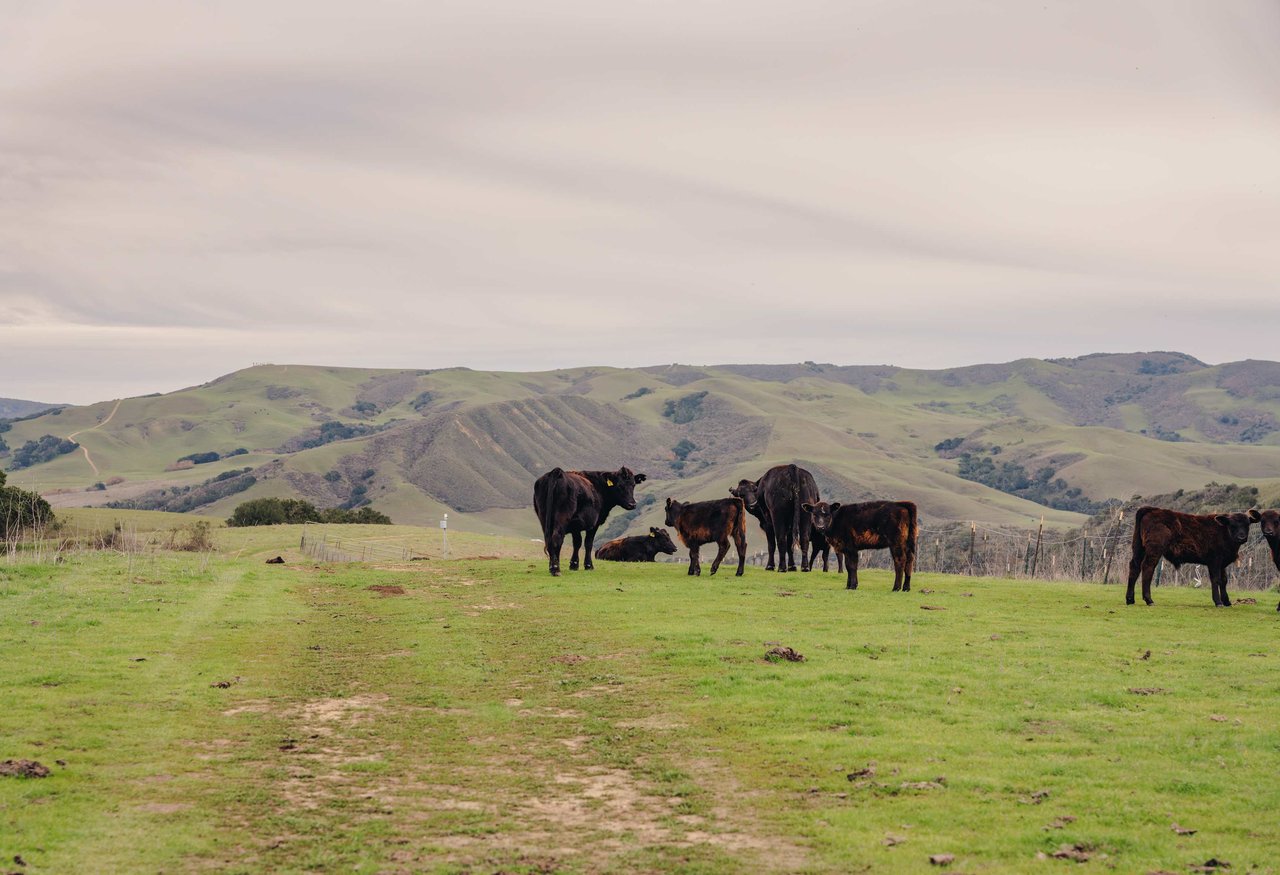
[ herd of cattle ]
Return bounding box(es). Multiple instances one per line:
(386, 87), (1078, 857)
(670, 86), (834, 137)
(532, 465), (1280, 609)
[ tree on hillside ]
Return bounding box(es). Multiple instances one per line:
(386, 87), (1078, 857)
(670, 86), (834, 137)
(0, 469), (55, 537)
(226, 496), (392, 527)
(10, 435), (78, 469)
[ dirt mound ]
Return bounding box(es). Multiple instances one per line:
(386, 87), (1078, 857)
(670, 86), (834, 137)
(0, 759), (51, 778)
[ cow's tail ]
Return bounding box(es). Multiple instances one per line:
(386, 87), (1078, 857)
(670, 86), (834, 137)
(535, 468), (566, 552)
(1130, 505), (1151, 558)
(902, 501), (919, 560)
(789, 464), (803, 539)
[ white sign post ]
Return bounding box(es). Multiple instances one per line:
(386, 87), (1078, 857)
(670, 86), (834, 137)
(440, 513), (448, 558)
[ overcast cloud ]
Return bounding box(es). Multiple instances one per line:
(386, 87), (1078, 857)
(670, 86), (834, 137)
(2, 1), (1279, 403)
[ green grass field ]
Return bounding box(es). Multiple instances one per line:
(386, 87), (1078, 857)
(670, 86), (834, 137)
(3, 534), (1279, 873)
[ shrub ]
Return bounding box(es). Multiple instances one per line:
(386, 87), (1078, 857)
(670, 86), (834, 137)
(177, 451), (220, 465)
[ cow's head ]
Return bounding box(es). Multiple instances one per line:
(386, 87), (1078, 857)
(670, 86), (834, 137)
(1248, 508), (1280, 539)
(606, 467), (646, 511)
(649, 527), (677, 554)
(801, 501), (841, 533)
(1214, 511), (1254, 543)
(664, 497), (683, 528)
(729, 479), (761, 511)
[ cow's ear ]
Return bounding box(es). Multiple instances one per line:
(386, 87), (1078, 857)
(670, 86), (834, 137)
(801, 503), (813, 514)
(1214, 514), (1230, 526)
(829, 502), (842, 514)
(635, 472), (646, 483)
(1249, 508), (1262, 522)
(729, 487), (739, 497)
(665, 497), (672, 507)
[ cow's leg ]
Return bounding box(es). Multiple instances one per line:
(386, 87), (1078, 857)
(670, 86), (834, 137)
(1210, 564), (1231, 607)
(799, 521), (812, 572)
(547, 532), (565, 576)
(891, 547), (904, 591)
(836, 552), (844, 574)
(568, 531), (583, 571)
(773, 521), (790, 572)
(688, 545), (701, 576)
(783, 522), (798, 572)
(845, 551), (860, 590)
(1125, 549), (1144, 605)
(762, 527), (777, 570)
(734, 527), (747, 577)
(709, 537), (730, 575)
(1139, 555), (1159, 606)
(583, 527), (598, 571)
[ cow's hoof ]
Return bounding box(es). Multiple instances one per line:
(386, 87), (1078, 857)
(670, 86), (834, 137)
(735, 569), (744, 577)
(550, 569), (561, 577)
(1125, 598), (1135, 605)
(1144, 600), (1154, 606)
(902, 586), (911, 592)
(584, 564), (594, 571)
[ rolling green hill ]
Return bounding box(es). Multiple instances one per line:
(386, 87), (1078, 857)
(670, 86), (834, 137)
(5, 352), (1280, 538)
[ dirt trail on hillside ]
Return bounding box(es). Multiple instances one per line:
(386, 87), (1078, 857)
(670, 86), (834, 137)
(66, 398), (121, 478)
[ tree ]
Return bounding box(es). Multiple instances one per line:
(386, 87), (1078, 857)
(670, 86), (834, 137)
(1, 469), (55, 537)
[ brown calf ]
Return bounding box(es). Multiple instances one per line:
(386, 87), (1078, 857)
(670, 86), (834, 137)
(664, 497), (748, 577)
(1127, 506), (1253, 607)
(802, 500), (917, 591)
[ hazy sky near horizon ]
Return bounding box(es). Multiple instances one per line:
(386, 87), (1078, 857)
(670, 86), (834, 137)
(3, 1), (1279, 404)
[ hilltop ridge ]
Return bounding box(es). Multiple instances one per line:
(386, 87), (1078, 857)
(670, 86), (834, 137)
(4, 354), (1280, 538)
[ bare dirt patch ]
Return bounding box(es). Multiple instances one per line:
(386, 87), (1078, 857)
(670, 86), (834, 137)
(366, 585), (406, 596)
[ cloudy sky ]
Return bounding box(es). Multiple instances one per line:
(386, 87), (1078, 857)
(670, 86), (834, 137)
(3, 1), (1278, 404)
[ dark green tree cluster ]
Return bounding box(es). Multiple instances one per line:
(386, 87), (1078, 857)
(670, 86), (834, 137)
(956, 453), (1108, 514)
(294, 421), (379, 450)
(0, 469), (54, 537)
(662, 391), (708, 424)
(10, 434), (79, 469)
(106, 468), (255, 513)
(226, 497), (392, 527)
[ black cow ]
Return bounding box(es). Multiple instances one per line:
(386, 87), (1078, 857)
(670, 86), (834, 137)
(532, 467), (647, 576)
(595, 527), (678, 562)
(1248, 508), (1280, 611)
(664, 497), (748, 576)
(802, 500), (918, 591)
(1127, 506), (1253, 607)
(730, 464), (820, 572)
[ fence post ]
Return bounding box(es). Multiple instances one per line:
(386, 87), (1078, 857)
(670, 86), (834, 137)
(1154, 557), (1164, 587)
(1023, 532), (1034, 576)
(967, 522), (976, 575)
(1030, 517), (1044, 577)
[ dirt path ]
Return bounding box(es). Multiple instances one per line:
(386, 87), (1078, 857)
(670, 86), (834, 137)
(66, 398), (121, 478)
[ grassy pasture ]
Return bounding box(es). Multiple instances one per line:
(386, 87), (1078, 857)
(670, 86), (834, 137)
(2, 536), (1278, 873)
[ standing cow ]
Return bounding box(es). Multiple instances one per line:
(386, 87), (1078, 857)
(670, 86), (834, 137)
(595, 527), (678, 562)
(664, 497), (748, 576)
(1248, 508), (1280, 611)
(730, 464), (820, 572)
(1126, 506), (1253, 607)
(533, 467), (647, 576)
(802, 500), (918, 591)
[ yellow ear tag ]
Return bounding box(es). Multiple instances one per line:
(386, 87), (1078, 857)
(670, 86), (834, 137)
(649, 532), (655, 538)
(606, 479), (614, 486)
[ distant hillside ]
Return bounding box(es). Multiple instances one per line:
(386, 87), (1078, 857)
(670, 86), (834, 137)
(0, 398), (62, 419)
(5, 353), (1280, 540)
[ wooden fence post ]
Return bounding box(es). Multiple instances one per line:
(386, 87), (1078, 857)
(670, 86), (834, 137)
(1030, 516), (1044, 577)
(967, 522), (976, 575)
